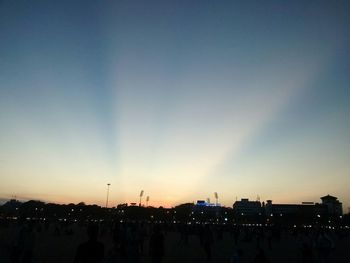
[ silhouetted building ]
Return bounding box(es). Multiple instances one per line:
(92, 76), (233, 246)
(264, 195), (343, 218)
(232, 198), (262, 216)
(321, 195), (343, 216)
(265, 200), (318, 217)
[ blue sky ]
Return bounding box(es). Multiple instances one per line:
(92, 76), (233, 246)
(0, 1), (349, 208)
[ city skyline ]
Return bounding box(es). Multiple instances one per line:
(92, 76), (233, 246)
(1, 1), (350, 210)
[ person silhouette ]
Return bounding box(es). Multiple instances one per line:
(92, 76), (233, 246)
(252, 248), (269, 263)
(149, 224), (164, 263)
(74, 224), (104, 263)
(202, 224), (214, 261)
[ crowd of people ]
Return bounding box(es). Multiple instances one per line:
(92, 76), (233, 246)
(0, 218), (349, 263)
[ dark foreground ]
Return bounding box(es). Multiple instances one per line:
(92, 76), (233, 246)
(1, 221), (349, 263)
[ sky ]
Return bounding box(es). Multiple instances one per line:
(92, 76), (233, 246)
(0, 1), (350, 210)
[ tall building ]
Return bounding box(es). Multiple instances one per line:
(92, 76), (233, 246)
(321, 195), (343, 216)
(232, 198), (262, 216)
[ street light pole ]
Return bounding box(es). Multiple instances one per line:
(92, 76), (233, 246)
(106, 183), (111, 208)
(139, 190), (144, 207)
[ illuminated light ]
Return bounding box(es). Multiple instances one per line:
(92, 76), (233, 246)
(225, 218), (228, 221)
(317, 214), (321, 218)
(270, 213), (273, 217)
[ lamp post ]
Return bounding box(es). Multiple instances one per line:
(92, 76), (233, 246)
(106, 183), (111, 208)
(139, 190), (144, 207)
(214, 192), (218, 206)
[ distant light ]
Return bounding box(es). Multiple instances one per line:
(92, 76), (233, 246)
(317, 214), (321, 218)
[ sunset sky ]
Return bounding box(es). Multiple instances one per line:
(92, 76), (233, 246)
(1, 1), (349, 209)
